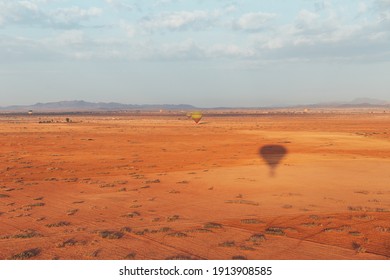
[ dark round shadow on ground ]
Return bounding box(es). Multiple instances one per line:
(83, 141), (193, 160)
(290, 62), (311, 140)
(259, 145), (288, 177)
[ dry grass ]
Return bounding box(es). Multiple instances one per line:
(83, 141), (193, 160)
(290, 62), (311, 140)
(349, 231), (362, 236)
(57, 239), (78, 248)
(352, 242), (366, 253)
(12, 230), (42, 239)
(232, 255), (247, 260)
(375, 226), (390, 233)
(265, 227), (285, 236)
(120, 227), (132, 233)
(124, 252), (136, 259)
(27, 202), (45, 207)
(204, 222), (223, 229)
(98, 230), (124, 239)
(167, 232), (188, 238)
(46, 221), (70, 227)
(240, 219), (263, 224)
(122, 211), (141, 218)
(9, 248), (41, 260)
(167, 215), (180, 222)
(66, 209), (78, 216)
(225, 200), (259, 206)
(219, 241), (236, 247)
(249, 233), (266, 242)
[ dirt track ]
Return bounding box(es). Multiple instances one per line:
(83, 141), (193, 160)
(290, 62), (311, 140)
(1, 112), (390, 260)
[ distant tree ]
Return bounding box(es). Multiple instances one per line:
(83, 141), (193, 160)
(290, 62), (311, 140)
(66, 118), (70, 123)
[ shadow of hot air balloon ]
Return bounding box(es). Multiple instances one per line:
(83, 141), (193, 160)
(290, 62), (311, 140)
(259, 145), (288, 177)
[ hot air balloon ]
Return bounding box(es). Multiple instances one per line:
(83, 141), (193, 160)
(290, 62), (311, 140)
(191, 111), (203, 124)
(259, 145), (287, 177)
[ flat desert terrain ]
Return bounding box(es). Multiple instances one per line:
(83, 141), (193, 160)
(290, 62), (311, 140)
(1, 111), (390, 260)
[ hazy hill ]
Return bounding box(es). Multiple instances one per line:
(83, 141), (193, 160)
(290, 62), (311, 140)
(0, 100), (196, 112)
(0, 98), (388, 112)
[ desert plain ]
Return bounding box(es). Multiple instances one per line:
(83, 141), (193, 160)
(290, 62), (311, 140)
(1, 110), (390, 260)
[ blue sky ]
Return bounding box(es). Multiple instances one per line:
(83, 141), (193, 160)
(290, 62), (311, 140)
(1, 0), (389, 107)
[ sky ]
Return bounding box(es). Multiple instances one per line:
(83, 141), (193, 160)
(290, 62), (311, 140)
(0, 0), (390, 107)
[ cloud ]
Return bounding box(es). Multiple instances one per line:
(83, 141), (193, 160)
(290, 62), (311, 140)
(105, 0), (134, 11)
(250, 6), (390, 63)
(2, 1), (390, 64)
(0, 1), (102, 28)
(234, 12), (276, 31)
(140, 10), (217, 31)
(119, 21), (136, 37)
(375, 0), (390, 9)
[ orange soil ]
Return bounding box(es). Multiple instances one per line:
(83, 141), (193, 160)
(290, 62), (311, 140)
(0, 112), (390, 260)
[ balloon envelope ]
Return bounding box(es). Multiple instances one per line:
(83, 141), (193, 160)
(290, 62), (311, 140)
(191, 111), (203, 123)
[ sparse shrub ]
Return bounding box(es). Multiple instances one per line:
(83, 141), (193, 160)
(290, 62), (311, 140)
(123, 211), (140, 218)
(168, 232), (187, 238)
(249, 233), (266, 242)
(225, 200), (259, 206)
(352, 242), (366, 253)
(348, 206), (363, 211)
(265, 227), (285, 236)
(145, 179), (160, 183)
(57, 239), (77, 248)
(90, 249), (101, 258)
(66, 209), (78, 216)
(125, 252), (136, 259)
(46, 221), (70, 227)
(120, 227), (132, 233)
(9, 248), (41, 260)
(167, 215), (179, 222)
(241, 219), (262, 224)
(349, 231), (362, 236)
(12, 230), (41, 239)
(240, 246), (255, 251)
(159, 227), (171, 233)
(219, 241), (235, 247)
(28, 202), (45, 207)
(204, 222), (223, 229)
(98, 231), (124, 239)
(232, 255), (247, 260)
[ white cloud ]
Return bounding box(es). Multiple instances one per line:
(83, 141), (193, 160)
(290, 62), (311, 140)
(140, 10), (217, 31)
(375, 0), (390, 9)
(0, 2), (102, 28)
(119, 21), (136, 37)
(2, 1), (390, 64)
(105, 0), (134, 11)
(234, 12), (276, 31)
(51, 30), (86, 46)
(295, 10), (320, 30)
(251, 6), (390, 63)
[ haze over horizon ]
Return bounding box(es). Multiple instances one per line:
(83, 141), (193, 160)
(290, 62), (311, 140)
(1, 0), (390, 107)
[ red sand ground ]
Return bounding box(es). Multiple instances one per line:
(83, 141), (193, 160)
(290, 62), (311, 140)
(0, 112), (390, 260)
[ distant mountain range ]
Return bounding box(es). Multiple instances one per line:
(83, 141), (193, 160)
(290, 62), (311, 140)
(0, 98), (388, 112)
(0, 100), (196, 112)
(305, 98), (390, 108)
